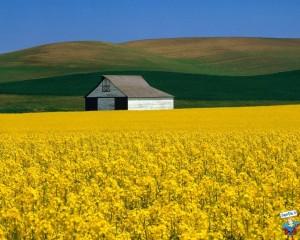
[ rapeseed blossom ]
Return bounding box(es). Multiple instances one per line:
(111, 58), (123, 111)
(0, 106), (300, 239)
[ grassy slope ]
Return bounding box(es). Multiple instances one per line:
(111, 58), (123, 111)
(0, 38), (299, 112)
(1, 69), (300, 112)
(0, 38), (299, 84)
(123, 37), (300, 75)
(0, 41), (198, 83)
(1, 70), (300, 100)
(0, 94), (83, 113)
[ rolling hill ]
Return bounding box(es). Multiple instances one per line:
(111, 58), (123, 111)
(1, 70), (300, 100)
(0, 41), (195, 83)
(0, 38), (299, 83)
(123, 37), (300, 76)
(0, 70), (300, 112)
(0, 37), (299, 112)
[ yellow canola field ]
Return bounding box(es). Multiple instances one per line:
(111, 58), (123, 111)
(0, 105), (300, 133)
(0, 105), (300, 239)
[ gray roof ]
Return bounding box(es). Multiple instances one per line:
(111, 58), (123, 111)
(101, 75), (173, 98)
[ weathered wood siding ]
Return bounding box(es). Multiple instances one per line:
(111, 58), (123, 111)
(86, 80), (125, 98)
(128, 98), (174, 110)
(98, 98), (115, 110)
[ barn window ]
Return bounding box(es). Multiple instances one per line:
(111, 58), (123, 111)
(102, 79), (110, 92)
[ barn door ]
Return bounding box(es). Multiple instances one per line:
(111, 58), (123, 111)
(98, 98), (115, 110)
(115, 97), (128, 110)
(85, 98), (98, 111)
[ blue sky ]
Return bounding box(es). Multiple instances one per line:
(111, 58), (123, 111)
(0, 0), (299, 53)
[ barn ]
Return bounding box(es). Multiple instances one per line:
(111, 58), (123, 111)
(85, 75), (174, 110)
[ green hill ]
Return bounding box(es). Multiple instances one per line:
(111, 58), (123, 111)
(0, 38), (299, 84)
(0, 70), (300, 112)
(1, 70), (300, 100)
(0, 37), (299, 112)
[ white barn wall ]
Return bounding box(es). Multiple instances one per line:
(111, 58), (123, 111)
(128, 98), (174, 110)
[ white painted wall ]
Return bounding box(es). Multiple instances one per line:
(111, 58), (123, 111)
(128, 98), (174, 110)
(98, 98), (115, 110)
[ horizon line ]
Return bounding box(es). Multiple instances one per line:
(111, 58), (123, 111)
(1, 35), (300, 55)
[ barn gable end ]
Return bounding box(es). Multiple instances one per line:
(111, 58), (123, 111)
(86, 79), (126, 98)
